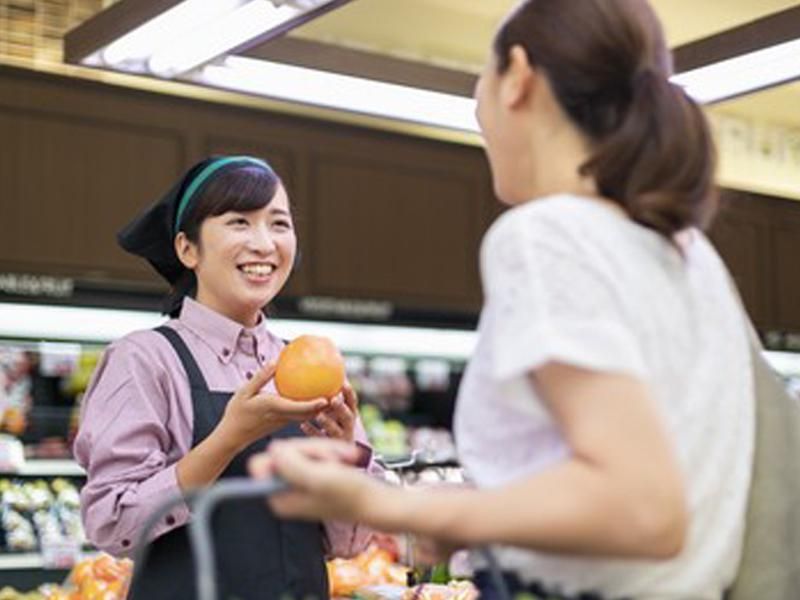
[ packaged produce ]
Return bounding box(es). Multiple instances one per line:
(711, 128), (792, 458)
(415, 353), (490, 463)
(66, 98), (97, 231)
(39, 553), (132, 600)
(327, 545), (410, 597)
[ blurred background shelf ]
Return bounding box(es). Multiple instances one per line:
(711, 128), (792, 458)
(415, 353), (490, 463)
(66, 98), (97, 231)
(1, 459), (85, 478)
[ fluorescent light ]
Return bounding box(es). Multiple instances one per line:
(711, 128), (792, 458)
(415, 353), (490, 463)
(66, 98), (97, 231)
(93, 0), (345, 78)
(0, 303), (477, 360)
(102, 0), (247, 69)
(268, 320), (476, 360)
(0, 303), (166, 343)
(195, 56), (480, 132)
(149, 2), (301, 78)
(671, 38), (800, 103)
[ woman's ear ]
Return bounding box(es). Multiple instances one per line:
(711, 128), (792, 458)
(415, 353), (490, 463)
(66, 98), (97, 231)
(174, 231), (199, 270)
(500, 45), (536, 109)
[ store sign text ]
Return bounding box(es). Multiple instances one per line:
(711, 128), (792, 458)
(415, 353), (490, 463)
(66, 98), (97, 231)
(0, 273), (74, 298)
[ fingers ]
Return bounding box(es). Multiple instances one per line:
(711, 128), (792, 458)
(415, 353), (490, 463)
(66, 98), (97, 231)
(248, 439), (356, 481)
(239, 361), (277, 397)
(264, 395), (330, 420)
(248, 452), (274, 479)
(311, 395), (354, 441)
(330, 395), (355, 430)
(249, 439), (366, 521)
(314, 412), (344, 439)
(300, 421), (325, 438)
(268, 439), (357, 488)
(341, 381), (359, 413)
(274, 438), (359, 464)
(268, 446), (318, 490)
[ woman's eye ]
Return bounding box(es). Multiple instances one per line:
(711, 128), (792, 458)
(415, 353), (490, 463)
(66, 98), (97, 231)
(273, 220), (292, 230)
(227, 217), (248, 226)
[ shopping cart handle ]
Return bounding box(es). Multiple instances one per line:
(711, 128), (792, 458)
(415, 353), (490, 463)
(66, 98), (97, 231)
(190, 476), (289, 600)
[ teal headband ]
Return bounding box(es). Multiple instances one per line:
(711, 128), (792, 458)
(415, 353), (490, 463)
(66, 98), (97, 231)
(173, 156), (273, 235)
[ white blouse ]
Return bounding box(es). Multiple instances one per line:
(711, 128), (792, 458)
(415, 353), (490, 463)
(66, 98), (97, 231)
(454, 195), (754, 599)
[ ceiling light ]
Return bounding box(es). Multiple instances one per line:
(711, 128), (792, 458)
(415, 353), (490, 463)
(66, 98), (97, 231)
(101, 0), (246, 69)
(195, 56), (480, 132)
(73, 0), (354, 78)
(148, 2), (301, 77)
(671, 38), (800, 104)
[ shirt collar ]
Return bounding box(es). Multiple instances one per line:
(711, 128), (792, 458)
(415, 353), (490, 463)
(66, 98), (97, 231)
(178, 297), (272, 364)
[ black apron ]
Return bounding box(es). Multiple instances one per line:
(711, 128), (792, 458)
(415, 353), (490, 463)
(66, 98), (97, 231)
(128, 326), (329, 600)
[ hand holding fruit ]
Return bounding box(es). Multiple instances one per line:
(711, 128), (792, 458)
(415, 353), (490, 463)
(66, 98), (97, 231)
(219, 362), (330, 452)
(301, 383), (358, 442)
(274, 335), (357, 443)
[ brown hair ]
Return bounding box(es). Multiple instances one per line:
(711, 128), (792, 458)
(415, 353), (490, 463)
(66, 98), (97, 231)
(166, 164), (285, 317)
(494, 0), (718, 238)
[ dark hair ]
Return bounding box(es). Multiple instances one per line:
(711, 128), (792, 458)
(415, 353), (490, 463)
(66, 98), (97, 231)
(164, 164), (283, 317)
(494, 0), (718, 239)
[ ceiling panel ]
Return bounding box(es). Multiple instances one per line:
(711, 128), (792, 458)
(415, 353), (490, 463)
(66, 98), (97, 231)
(652, 0), (800, 45)
(291, 0), (800, 72)
(716, 82), (800, 124)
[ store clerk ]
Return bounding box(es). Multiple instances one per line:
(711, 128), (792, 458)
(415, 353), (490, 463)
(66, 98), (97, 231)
(74, 156), (378, 600)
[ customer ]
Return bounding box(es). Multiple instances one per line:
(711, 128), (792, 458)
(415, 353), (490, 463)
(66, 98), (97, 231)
(75, 156), (375, 600)
(250, 1), (754, 598)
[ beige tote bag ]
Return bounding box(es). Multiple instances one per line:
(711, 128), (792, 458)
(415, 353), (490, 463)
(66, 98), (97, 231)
(727, 316), (800, 598)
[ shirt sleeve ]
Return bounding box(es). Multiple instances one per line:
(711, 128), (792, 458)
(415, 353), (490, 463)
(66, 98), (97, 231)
(482, 214), (647, 382)
(322, 416), (383, 558)
(73, 338), (191, 557)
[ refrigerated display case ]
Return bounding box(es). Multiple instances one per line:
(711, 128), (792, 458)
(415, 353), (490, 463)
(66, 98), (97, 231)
(0, 300), (473, 592)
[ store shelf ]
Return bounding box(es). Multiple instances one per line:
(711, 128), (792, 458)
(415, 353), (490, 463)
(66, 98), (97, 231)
(764, 350), (800, 377)
(0, 553), (50, 570)
(0, 459), (84, 477)
(0, 549), (96, 571)
(0, 302), (476, 360)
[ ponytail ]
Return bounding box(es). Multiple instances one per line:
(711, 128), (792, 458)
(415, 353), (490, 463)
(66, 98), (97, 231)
(494, 0), (719, 240)
(580, 71), (718, 237)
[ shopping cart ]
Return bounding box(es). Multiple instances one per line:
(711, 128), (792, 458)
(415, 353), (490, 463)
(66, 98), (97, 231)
(130, 475), (511, 600)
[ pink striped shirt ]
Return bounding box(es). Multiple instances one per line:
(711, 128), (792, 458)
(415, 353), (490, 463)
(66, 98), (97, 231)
(74, 297), (376, 558)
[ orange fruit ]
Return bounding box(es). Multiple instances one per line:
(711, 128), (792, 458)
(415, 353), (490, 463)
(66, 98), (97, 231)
(69, 558), (94, 585)
(3, 407), (27, 436)
(275, 335), (345, 401)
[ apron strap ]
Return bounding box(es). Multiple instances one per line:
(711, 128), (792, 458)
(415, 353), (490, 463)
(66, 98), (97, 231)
(155, 325), (209, 392)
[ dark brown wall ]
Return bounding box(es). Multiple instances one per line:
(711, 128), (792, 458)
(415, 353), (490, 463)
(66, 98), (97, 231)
(710, 190), (800, 334)
(1, 64), (799, 333)
(0, 65), (491, 314)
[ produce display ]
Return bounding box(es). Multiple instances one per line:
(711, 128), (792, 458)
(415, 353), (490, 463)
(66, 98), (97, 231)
(328, 545), (410, 596)
(0, 338), (474, 598)
(0, 554), (131, 600)
(0, 479), (84, 552)
(0, 348), (32, 437)
(42, 553), (132, 600)
(0, 586), (45, 600)
(326, 544), (477, 599)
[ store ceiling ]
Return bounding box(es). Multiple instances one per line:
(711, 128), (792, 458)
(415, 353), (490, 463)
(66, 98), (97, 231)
(6, 0), (798, 197)
(287, 0), (798, 70)
(283, 0), (800, 128)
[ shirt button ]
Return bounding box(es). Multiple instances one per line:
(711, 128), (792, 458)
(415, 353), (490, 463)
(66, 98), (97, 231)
(121, 539), (131, 548)
(166, 515), (176, 526)
(246, 371), (253, 380)
(222, 348), (230, 357)
(259, 354), (265, 361)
